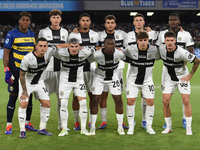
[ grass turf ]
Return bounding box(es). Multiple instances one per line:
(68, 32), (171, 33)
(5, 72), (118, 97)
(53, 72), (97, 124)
(0, 59), (200, 150)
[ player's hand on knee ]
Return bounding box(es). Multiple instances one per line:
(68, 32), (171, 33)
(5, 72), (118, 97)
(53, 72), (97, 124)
(4, 67), (14, 84)
(19, 92), (29, 103)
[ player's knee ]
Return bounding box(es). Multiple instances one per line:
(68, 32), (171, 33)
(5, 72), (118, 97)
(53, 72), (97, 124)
(162, 99), (170, 106)
(183, 99), (190, 106)
(20, 102), (28, 108)
(42, 102), (51, 108)
(146, 99), (154, 106)
(127, 99), (135, 105)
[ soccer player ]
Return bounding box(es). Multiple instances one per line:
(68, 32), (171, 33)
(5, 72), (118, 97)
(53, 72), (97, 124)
(3, 11), (37, 134)
(124, 31), (160, 135)
(156, 13), (194, 129)
(68, 13), (99, 130)
(18, 37), (57, 138)
(124, 13), (157, 129)
(38, 9), (68, 130)
(159, 31), (199, 135)
(55, 38), (93, 136)
(88, 37), (125, 136)
(97, 14), (128, 129)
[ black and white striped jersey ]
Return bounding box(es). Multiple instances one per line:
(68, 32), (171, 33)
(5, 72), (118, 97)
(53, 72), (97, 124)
(20, 47), (57, 85)
(68, 29), (99, 72)
(159, 44), (196, 81)
(38, 27), (68, 72)
(124, 45), (160, 85)
(124, 30), (157, 48)
(88, 48), (125, 81)
(156, 29), (194, 49)
(98, 30), (126, 69)
(54, 47), (93, 82)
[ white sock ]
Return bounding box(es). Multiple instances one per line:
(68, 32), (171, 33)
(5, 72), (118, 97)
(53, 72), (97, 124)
(57, 94), (62, 128)
(6, 122), (12, 127)
(73, 110), (79, 123)
(18, 107), (27, 132)
(141, 97), (146, 122)
(79, 99), (88, 130)
(60, 98), (68, 130)
(116, 114), (124, 128)
(40, 105), (50, 130)
(25, 120), (29, 124)
(164, 117), (172, 128)
(185, 116), (192, 127)
(182, 101), (186, 120)
(146, 105), (154, 129)
(127, 104), (135, 129)
(100, 108), (107, 123)
(91, 114), (97, 129)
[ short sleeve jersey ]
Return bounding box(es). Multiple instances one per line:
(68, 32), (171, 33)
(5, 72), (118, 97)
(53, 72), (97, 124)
(54, 47), (93, 82)
(38, 27), (68, 71)
(88, 48), (125, 80)
(159, 44), (196, 81)
(124, 44), (160, 85)
(20, 47), (57, 85)
(4, 28), (35, 72)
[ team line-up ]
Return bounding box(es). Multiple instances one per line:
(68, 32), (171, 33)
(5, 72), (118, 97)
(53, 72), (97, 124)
(3, 9), (199, 138)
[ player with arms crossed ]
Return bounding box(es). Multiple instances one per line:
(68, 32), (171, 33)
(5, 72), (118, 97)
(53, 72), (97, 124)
(38, 9), (68, 130)
(88, 37), (125, 136)
(156, 13), (195, 129)
(55, 38), (93, 136)
(3, 11), (37, 134)
(97, 14), (128, 129)
(18, 37), (58, 138)
(124, 31), (160, 135)
(68, 13), (99, 130)
(159, 31), (199, 135)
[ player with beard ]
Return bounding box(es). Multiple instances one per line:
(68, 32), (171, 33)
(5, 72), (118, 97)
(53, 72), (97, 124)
(68, 13), (99, 130)
(156, 13), (194, 129)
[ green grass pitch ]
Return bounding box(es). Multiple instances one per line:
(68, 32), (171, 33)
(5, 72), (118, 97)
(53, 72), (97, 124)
(0, 59), (200, 150)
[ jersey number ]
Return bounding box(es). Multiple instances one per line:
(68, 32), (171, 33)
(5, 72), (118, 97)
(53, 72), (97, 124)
(112, 80), (120, 88)
(79, 84), (86, 90)
(42, 87), (48, 93)
(148, 85), (154, 92)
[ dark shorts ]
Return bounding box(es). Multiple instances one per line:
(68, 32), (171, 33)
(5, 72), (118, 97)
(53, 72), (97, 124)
(7, 71), (19, 94)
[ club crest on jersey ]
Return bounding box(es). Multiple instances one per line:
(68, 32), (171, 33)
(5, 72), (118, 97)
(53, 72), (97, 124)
(116, 35), (119, 39)
(80, 57), (83, 60)
(178, 37), (182, 41)
(175, 58), (179, 62)
(115, 58), (119, 62)
(62, 35), (65, 40)
(126, 91), (129, 95)
(161, 85), (165, 91)
(91, 37), (94, 42)
(92, 87), (95, 91)
(148, 54), (152, 59)
(60, 91), (64, 96)
(10, 86), (13, 91)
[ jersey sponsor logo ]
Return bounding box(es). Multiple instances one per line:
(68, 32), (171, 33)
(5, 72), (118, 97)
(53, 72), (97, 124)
(5, 38), (9, 44)
(166, 57), (174, 61)
(105, 60), (114, 64)
(139, 55), (147, 59)
(82, 38), (90, 42)
(53, 36), (60, 39)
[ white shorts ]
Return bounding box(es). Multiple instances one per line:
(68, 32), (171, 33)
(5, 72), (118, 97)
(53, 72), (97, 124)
(126, 80), (155, 99)
(103, 69), (124, 92)
(59, 81), (86, 99)
(84, 71), (94, 93)
(18, 80), (50, 101)
(42, 71), (60, 95)
(92, 76), (121, 95)
(161, 79), (191, 94)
